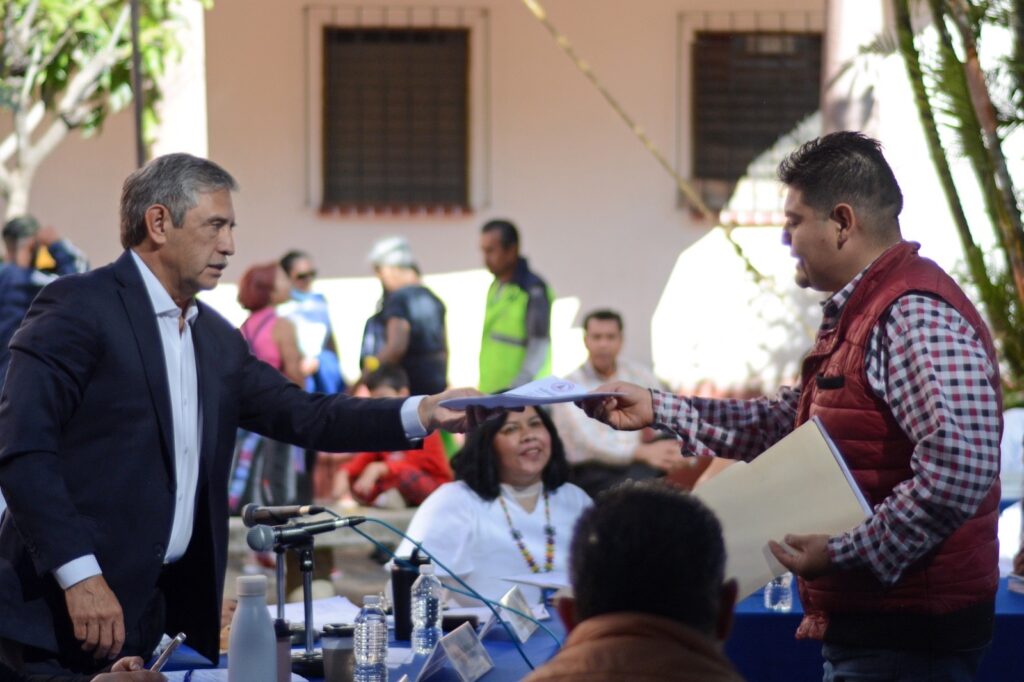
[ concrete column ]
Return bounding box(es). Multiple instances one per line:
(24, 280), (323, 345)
(151, 0), (209, 158)
(821, 0), (889, 134)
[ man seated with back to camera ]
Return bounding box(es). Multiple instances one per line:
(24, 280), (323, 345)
(525, 482), (743, 682)
(552, 309), (678, 497)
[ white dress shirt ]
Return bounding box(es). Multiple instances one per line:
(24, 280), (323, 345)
(395, 480), (592, 604)
(552, 358), (664, 466)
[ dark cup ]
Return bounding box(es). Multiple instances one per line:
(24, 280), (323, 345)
(392, 554), (431, 640)
(321, 624), (354, 682)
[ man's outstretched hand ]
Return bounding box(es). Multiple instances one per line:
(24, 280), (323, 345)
(418, 387), (499, 433)
(577, 381), (654, 431)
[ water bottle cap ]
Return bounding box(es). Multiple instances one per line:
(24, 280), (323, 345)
(418, 564), (435, 576)
(363, 595), (380, 606)
(236, 574), (268, 596)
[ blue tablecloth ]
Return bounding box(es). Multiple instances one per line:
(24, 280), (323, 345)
(167, 621), (564, 681)
(728, 577), (1024, 681)
(388, 624), (563, 682)
(171, 578), (1024, 680)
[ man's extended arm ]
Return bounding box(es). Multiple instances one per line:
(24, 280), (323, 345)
(650, 387), (801, 461)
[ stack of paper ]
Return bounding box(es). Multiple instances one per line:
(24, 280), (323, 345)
(693, 417), (872, 599)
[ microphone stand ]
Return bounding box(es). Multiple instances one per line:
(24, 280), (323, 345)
(275, 545), (286, 622)
(286, 535), (323, 679)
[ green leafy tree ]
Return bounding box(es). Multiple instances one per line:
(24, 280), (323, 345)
(892, 0), (1024, 402)
(0, 0), (197, 220)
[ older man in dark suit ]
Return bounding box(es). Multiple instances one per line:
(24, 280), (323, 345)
(0, 153), (478, 676)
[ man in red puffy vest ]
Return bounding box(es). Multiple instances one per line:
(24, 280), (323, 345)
(581, 131), (1002, 680)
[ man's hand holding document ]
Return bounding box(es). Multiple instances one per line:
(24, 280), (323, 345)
(692, 416), (872, 599)
(438, 376), (622, 410)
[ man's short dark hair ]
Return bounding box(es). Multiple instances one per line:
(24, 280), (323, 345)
(481, 219), (519, 249)
(365, 364), (410, 393)
(120, 153), (238, 249)
(569, 482), (726, 634)
(777, 131), (903, 226)
(280, 250), (311, 276)
(2, 215), (39, 244)
(583, 309), (623, 333)
(451, 406), (570, 500)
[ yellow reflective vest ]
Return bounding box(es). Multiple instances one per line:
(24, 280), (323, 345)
(479, 259), (553, 393)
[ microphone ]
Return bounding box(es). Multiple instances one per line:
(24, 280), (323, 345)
(241, 503), (326, 527)
(246, 517), (366, 551)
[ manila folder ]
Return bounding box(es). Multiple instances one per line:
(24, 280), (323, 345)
(692, 416), (871, 599)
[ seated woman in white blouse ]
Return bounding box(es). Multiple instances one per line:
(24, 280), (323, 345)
(395, 405), (592, 604)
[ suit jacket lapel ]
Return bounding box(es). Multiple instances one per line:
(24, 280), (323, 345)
(192, 302), (220, 477)
(113, 251), (176, 479)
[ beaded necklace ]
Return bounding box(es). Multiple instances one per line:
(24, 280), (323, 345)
(497, 490), (555, 573)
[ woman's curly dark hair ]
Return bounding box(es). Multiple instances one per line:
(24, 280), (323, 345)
(450, 406), (571, 501)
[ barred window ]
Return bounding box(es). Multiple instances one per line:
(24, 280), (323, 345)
(322, 27), (470, 211)
(691, 31), (821, 211)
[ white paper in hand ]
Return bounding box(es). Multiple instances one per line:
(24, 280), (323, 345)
(438, 376), (621, 410)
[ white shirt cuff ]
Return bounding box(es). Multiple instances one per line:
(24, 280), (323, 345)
(401, 396), (429, 440)
(54, 555), (102, 590)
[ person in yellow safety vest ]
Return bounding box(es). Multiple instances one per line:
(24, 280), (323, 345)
(478, 219), (554, 393)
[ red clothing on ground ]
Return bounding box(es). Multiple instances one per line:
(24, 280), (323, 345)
(342, 431), (453, 505)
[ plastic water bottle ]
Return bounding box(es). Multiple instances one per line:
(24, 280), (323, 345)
(764, 572), (794, 612)
(228, 575), (276, 682)
(354, 594), (388, 682)
(411, 564), (443, 655)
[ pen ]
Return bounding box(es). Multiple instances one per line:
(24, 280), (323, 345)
(149, 631), (187, 672)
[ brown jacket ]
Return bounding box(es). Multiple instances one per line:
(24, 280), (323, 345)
(524, 612), (744, 682)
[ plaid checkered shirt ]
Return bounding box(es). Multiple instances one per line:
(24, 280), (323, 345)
(651, 268), (1001, 585)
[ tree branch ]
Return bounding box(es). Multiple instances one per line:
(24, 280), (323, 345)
(36, 24), (76, 77)
(23, 112), (72, 172)
(16, 0), (41, 39)
(53, 4), (131, 118)
(0, 101), (44, 166)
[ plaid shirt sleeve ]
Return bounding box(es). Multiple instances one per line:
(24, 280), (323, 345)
(651, 387), (801, 461)
(826, 294), (1002, 585)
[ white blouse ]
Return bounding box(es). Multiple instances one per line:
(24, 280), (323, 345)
(394, 481), (592, 604)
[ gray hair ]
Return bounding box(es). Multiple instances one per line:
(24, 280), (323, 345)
(120, 153), (238, 249)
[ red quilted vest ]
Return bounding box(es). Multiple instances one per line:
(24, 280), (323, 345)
(793, 241), (1002, 640)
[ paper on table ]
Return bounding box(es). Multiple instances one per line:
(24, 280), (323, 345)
(267, 596), (361, 630)
(692, 416), (872, 600)
(438, 376), (620, 410)
(500, 570), (570, 592)
(446, 602), (550, 626)
(162, 673), (308, 681)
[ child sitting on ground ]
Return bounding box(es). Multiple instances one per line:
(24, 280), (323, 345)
(333, 364), (453, 507)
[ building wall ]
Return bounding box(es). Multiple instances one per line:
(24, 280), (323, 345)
(10, 0), (830, 388)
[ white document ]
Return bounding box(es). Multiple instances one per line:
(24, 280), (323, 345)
(163, 673), (307, 681)
(416, 622), (494, 682)
(438, 376), (621, 410)
(693, 416), (872, 599)
(445, 602), (549, 626)
(267, 596), (361, 630)
(500, 570), (570, 592)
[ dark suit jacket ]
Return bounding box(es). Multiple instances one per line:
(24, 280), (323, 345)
(0, 251), (412, 670)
